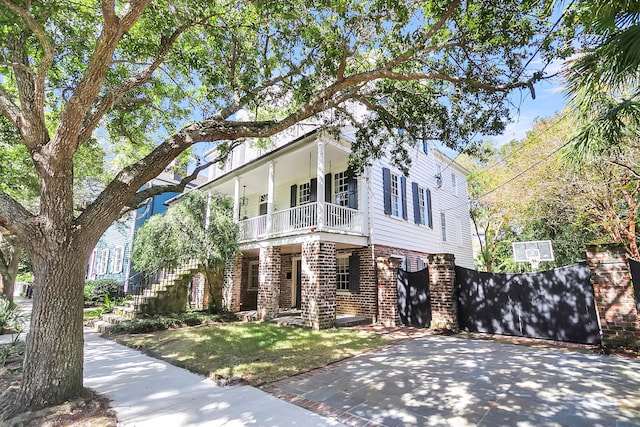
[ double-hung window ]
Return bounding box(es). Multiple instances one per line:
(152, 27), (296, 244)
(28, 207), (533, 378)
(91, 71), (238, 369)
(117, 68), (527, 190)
(441, 212), (448, 242)
(334, 172), (349, 207)
(336, 256), (350, 291)
(391, 173), (402, 217)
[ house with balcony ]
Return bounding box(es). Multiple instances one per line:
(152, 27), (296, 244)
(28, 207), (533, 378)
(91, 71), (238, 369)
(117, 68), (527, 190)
(199, 124), (473, 329)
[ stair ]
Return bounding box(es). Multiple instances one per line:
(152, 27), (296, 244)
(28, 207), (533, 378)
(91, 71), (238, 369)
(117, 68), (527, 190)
(123, 266), (199, 319)
(91, 312), (128, 333)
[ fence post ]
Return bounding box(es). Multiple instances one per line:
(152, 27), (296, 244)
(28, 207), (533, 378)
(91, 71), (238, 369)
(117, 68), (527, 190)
(585, 244), (640, 343)
(376, 256), (403, 327)
(427, 253), (458, 331)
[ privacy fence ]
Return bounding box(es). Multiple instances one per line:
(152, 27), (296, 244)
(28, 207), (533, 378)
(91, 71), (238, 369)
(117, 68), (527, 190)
(392, 244), (640, 345)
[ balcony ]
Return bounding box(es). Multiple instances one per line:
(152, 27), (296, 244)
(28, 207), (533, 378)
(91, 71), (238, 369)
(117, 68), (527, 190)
(238, 202), (364, 242)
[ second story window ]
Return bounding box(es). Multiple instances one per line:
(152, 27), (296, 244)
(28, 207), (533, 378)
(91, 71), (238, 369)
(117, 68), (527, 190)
(334, 172), (349, 207)
(441, 212), (447, 242)
(391, 173), (402, 217)
(383, 167), (407, 219)
(299, 182), (311, 205)
(451, 173), (458, 196)
(412, 183), (432, 228)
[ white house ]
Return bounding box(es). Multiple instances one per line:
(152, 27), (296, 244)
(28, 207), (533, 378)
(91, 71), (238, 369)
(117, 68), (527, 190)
(198, 125), (473, 329)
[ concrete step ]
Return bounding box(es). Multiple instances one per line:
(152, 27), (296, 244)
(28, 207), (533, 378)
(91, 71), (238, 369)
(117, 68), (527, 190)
(91, 319), (115, 334)
(100, 313), (128, 325)
(114, 305), (140, 320)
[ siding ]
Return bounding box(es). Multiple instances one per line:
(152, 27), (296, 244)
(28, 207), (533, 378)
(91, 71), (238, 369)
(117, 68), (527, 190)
(369, 143), (474, 268)
(88, 213), (133, 283)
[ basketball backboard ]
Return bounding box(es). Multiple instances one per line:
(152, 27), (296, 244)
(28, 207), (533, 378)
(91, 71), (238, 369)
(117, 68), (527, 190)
(512, 240), (554, 263)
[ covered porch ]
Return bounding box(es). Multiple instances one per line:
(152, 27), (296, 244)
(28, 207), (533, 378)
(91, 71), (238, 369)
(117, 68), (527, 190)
(204, 131), (369, 243)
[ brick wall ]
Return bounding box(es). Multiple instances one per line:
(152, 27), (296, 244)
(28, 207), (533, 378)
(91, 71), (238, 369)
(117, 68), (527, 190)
(586, 244), (640, 342)
(428, 253), (458, 330)
(222, 255), (243, 312)
(258, 246), (281, 320)
(302, 240), (336, 330)
(376, 256), (403, 326)
(373, 245), (430, 272)
(335, 247), (377, 319)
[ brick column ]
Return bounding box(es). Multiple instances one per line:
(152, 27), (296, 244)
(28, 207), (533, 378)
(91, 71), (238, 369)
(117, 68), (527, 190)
(427, 253), (458, 330)
(586, 244), (640, 343)
(222, 254), (243, 312)
(302, 240), (336, 330)
(376, 256), (402, 326)
(258, 246), (281, 321)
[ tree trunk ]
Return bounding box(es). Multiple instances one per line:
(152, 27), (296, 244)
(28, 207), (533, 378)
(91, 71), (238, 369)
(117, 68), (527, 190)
(204, 266), (223, 312)
(13, 244), (86, 412)
(1, 243), (22, 303)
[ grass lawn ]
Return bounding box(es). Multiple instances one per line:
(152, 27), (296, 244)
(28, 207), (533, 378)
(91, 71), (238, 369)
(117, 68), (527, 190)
(119, 322), (391, 385)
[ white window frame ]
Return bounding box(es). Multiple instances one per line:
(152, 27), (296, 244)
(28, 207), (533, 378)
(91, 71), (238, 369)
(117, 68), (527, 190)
(336, 255), (350, 291)
(418, 186), (427, 226)
(451, 173), (458, 196)
(299, 182), (311, 205)
(334, 171), (349, 207)
(111, 246), (125, 274)
(390, 173), (402, 218)
(440, 212), (448, 242)
(97, 249), (109, 275)
(248, 260), (259, 290)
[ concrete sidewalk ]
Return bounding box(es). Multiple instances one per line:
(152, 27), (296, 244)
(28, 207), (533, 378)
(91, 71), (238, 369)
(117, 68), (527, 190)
(83, 329), (344, 426)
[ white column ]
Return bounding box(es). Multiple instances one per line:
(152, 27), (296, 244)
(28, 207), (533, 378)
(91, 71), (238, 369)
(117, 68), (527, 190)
(317, 139), (325, 230)
(233, 176), (241, 223)
(266, 161), (276, 234)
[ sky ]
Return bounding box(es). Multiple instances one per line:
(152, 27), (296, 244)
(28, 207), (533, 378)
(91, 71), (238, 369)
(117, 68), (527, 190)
(489, 70), (568, 148)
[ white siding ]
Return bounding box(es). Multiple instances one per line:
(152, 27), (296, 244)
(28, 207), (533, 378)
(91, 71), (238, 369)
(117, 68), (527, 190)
(369, 142), (474, 268)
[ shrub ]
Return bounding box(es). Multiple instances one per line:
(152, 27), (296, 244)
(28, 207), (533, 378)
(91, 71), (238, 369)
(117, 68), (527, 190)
(0, 298), (24, 335)
(107, 311), (234, 335)
(84, 279), (122, 305)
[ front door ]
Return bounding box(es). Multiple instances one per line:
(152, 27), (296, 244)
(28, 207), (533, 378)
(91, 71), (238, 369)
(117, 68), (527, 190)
(295, 259), (302, 309)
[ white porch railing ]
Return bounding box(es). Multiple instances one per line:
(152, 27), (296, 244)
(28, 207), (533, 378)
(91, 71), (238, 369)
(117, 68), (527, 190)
(238, 202), (364, 241)
(238, 214), (267, 241)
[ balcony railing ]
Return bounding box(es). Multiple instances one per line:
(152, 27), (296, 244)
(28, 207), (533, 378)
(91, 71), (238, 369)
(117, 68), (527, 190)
(238, 202), (364, 241)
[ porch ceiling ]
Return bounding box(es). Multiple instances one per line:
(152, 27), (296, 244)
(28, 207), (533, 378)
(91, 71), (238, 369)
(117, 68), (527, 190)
(205, 138), (351, 196)
(241, 240), (366, 258)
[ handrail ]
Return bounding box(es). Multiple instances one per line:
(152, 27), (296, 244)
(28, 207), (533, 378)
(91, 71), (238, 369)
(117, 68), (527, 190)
(237, 202), (364, 241)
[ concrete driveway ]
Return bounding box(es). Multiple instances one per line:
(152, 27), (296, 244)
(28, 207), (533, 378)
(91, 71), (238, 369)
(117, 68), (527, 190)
(266, 335), (640, 426)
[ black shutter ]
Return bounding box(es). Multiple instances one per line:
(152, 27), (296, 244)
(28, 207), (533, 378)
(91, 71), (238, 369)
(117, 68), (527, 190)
(259, 202), (267, 215)
(348, 176), (358, 209)
(426, 188), (433, 228)
(412, 182), (420, 224)
(349, 254), (360, 292)
(325, 173), (332, 203)
(400, 176), (408, 220)
(382, 168), (391, 215)
(310, 178), (317, 202)
(290, 184), (297, 207)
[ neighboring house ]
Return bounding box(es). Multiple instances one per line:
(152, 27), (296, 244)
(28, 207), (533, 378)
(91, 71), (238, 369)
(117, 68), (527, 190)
(85, 170), (200, 292)
(198, 124), (474, 329)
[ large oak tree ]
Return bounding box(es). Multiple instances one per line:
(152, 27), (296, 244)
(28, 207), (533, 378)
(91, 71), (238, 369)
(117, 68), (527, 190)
(0, 0), (559, 413)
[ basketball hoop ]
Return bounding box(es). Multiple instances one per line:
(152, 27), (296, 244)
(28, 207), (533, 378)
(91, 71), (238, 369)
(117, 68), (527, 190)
(512, 241), (554, 272)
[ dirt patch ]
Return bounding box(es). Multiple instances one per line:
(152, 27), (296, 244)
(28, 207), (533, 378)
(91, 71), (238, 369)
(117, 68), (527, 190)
(0, 342), (117, 427)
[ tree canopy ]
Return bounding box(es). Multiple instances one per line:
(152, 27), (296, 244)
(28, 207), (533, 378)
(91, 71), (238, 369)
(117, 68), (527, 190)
(132, 190), (238, 273)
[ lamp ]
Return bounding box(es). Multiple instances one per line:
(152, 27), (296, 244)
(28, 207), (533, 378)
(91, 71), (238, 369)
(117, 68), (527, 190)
(240, 185), (248, 207)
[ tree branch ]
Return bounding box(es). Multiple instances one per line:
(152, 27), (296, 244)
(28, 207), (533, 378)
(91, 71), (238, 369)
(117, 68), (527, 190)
(78, 21), (191, 145)
(0, 86), (24, 130)
(1, 0), (55, 118)
(0, 191), (34, 240)
(55, 0), (151, 152)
